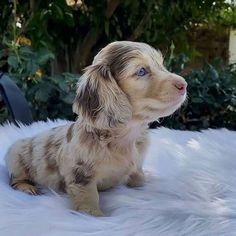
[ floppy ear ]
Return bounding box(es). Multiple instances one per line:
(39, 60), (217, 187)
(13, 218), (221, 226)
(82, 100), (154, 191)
(73, 64), (132, 128)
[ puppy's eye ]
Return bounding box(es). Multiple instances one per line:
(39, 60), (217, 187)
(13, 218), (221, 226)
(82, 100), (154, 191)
(136, 68), (147, 77)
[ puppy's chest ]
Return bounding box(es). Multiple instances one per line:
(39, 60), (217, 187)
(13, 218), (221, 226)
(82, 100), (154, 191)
(96, 145), (138, 188)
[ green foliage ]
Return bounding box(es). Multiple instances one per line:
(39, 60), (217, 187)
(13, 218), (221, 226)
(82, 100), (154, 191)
(0, 71), (78, 123)
(0, 0), (236, 130)
(3, 44), (54, 80)
(0, 0), (78, 122)
(1, 0), (235, 73)
(24, 73), (78, 121)
(0, 37), (78, 122)
(161, 56), (236, 130)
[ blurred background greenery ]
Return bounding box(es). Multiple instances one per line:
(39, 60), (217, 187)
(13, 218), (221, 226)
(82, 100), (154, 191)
(0, 0), (236, 130)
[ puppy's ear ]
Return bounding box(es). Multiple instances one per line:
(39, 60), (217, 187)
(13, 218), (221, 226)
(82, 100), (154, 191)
(73, 64), (131, 128)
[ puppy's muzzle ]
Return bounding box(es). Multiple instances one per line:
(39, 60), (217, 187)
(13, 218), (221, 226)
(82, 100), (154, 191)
(173, 79), (187, 96)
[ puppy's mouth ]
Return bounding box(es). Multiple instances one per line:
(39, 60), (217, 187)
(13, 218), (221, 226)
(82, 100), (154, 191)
(132, 90), (187, 122)
(146, 93), (186, 119)
(168, 93), (186, 106)
(159, 90), (186, 106)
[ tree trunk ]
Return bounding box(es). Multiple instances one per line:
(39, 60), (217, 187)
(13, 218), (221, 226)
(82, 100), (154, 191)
(73, 0), (121, 72)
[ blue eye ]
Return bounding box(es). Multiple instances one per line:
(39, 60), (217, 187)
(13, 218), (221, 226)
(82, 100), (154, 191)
(136, 67), (147, 77)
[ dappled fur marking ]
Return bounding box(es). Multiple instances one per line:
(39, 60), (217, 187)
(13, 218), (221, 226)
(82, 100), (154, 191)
(19, 153), (32, 177)
(94, 129), (111, 141)
(73, 160), (94, 185)
(29, 138), (33, 158)
(108, 45), (136, 76)
(44, 135), (62, 173)
(13, 139), (34, 177)
(74, 81), (100, 120)
(78, 130), (96, 145)
(46, 158), (58, 172)
(66, 123), (75, 143)
(58, 178), (66, 192)
(44, 135), (55, 169)
(79, 129), (111, 146)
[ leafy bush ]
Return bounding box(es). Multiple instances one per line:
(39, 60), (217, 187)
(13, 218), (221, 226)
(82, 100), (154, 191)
(1, 1), (235, 73)
(0, 1), (235, 129)
(0, 0), (79, 123)
(0, 71), (78, 123)
(158, 56), (236, 130)
(0, 43), (78, 123)
(20, 72), (78, 121)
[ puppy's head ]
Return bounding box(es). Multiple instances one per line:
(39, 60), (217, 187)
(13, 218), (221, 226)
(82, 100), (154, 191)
(73, 41), (187, 127)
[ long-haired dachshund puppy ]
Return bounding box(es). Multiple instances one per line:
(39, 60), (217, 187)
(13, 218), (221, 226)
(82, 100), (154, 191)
(5, 41), (187, 216)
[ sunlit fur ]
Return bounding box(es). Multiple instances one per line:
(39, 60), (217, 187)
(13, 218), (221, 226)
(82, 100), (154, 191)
(5, 41), (187, 216)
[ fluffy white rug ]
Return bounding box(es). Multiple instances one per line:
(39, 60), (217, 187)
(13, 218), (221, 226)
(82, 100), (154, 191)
(0, 120), (236, 236)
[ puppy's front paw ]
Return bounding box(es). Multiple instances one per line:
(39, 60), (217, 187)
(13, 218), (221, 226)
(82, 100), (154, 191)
(126, 171), (145, 188)
(68, 182), (103, 217)
(77, 205), (104, 217)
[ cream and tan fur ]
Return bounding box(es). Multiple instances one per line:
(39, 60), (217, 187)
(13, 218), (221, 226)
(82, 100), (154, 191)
(5, 41), (187, 216)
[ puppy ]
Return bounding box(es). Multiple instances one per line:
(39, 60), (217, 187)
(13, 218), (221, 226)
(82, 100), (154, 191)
(5, 41), (187, 216)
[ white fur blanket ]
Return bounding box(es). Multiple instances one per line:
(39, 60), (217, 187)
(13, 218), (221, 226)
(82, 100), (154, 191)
(0, 120), (236, 236)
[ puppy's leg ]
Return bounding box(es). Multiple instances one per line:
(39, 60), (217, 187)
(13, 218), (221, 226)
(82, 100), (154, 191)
(126, 169), (145, 187)
(65, 160), (103, 216)
(126, 135), (148, 188)
(6, 140), (40, 195)
(10, 175), (40, 195)
(8, 159), (40, 195)
(67, 181), (103, 216)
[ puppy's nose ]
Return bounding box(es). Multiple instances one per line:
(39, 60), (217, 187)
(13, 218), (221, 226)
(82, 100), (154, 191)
(173, 80), (187, 95)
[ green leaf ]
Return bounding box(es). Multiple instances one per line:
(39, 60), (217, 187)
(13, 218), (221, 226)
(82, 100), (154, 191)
(105, 21), (109, 36)
(58, 81), (70, 93)
(191, 97), (204, 103)
(40, 9), (51, 21)
(26, 60), (37, 74)
(64, 12), (75, 27)
(0, 60), (7, 67)
(35, 89), (49, 102)
(37, 49), (55, 65)
(0, 49), (6, 59)
(53, 4), (64, 19)
(7, 55), (18, 70)
(19, 46), (34, 57)
(116, 27), (122, 38)
(207, 66), (219, 80)
(61, 93), (74, 104)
